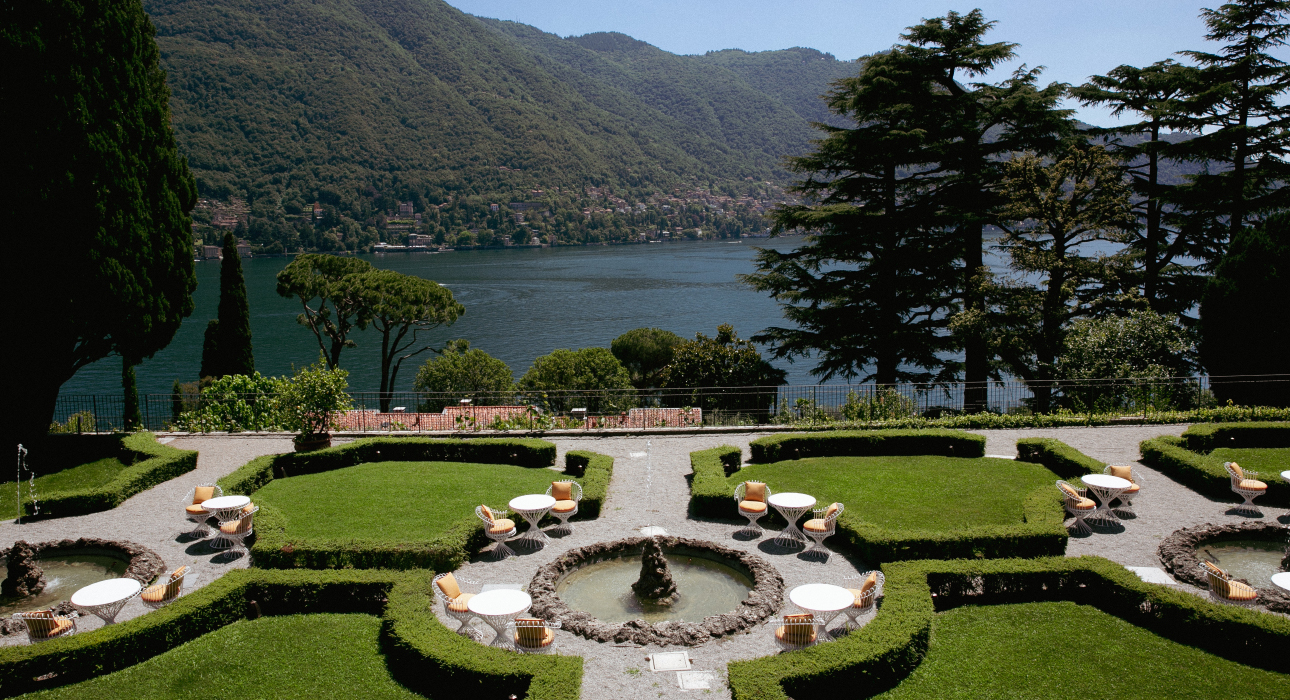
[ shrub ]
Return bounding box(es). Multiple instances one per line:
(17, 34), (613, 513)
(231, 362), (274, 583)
(519, 347), (636, 413)
(1140, 434), (1290, 506)
(840, 388), (918, 422)
(21, 432), (196, 518)
(1181, 421), (1290, 452)
(279, 356), (352, 439)
(610, 327), (684, 389)
(170, 372), (289, 432)
(661, 324), (785, 415)
(412, 339), (516, 411)
(688, 446), (743, 518)
(1015, 437), (1104, 479)
(563, 450), (614, 519)
(1057, 310), (1198, 411)
(748, 430), (985, 463)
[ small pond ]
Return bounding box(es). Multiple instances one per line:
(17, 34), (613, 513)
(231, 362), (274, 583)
(1195, 539), (1286, 589)
(0, 554), (128, 615)
(557, 554), (753, 624)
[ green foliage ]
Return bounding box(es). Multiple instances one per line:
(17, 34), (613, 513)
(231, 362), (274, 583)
(200, 231), (255, 379)
(763, 404), (1290, 431)
(1015, 437), (1104, 479)
(748, 430), (985, 463)
(413, 339), (516, 411)
(1199, 214), (1290, 407)
(170, 372), (290, 432)
(661, 324), (786, 415)
(275, 254), (375, 368)
(1182, 421), (1290, 452)
(610, 327), (685, 389)
(6, 0), (197, 447)
(121, 358), (141, 431)
(519, 347), (636, 413)
(727, 556), (1290, 700)
(840, 389), (918, 422)
(1058, 309), (1198, 411)
(563, 450), (615, 519)
(1140, 432), (1290, 506)
(1209, 447), (1290, 477)
(278, 356), (352, 439)
(47, 411), (96, 434)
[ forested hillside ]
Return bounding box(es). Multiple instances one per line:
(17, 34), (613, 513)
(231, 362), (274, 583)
(144, 0), (859, 214)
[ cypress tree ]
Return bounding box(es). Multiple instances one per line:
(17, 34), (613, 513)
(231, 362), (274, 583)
(199, 232), (255, 378)
(122, 356), (141, 431)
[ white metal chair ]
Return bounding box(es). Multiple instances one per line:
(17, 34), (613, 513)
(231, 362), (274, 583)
(801, 502), (843, 558)
(508, 617), (562, 653)
(1200, 560), (1260, 607)
(140, 566), (195, 610)
(432, 571), (479, 636)
(1224, 462), (1268, 516)
(476, 505), (517, 559)
(1057, 480), (1096, 534)
(13, 610), (76, 644)
(733, 481), (772, 536)
(841, 571), (884, 628)
(182, 483), (223, 537)
(544, 481), (582, 534)
(216, 504), (259, 556)
(770, 613), (817, 651)
(1103, 465), (1142, 514)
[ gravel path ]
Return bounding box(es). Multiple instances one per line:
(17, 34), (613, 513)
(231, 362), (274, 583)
(2, 428), (1286, 697)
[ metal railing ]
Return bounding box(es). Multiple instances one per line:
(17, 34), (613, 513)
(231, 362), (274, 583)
(48, 374), (1290, 433)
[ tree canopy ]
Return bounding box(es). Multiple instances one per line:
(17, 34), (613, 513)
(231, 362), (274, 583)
(518, 347), (636, 414)
(610, 328), (685, 389)
(275, 254), (375, 368)
(413, 340), (515, 411)
(200, 232), (255, 379)
(661, 324), (786, 414)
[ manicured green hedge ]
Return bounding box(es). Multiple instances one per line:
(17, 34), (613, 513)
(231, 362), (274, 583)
(690, 438), (1066, 562)
(1140, 435), (1290, 506)
(563, 450), (615, 519)
(0, 569), (582, 700)
(1182, 421), (1290, 452)
(728, 556), (1290, 700)
(28, 432), (197, 518)
(1015, 437), (1104, 479)
(749, 430), (985, 463)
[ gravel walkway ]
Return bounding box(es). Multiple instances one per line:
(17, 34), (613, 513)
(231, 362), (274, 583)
(2, 428), (1286, 697)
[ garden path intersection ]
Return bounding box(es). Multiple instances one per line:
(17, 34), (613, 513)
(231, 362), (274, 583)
(1, 427), (1285, 699)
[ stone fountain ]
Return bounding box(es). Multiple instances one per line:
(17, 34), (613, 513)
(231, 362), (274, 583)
(631, 537), (678, 605)
(1, 541), (45, 598)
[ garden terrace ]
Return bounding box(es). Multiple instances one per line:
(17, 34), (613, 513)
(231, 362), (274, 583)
(1141, 423), (1290, 507)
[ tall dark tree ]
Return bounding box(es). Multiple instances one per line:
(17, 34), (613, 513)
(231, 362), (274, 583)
(1199, 213), (1290, 406)
(199, 232), (255, 379)
(275, 254), (374, 368)
(661, 325), (787, 415)
(1172, 0), (1290, 262)
(122, 357), (142, 431)
(1071, 60), (1205, 313)
(3, 0), (197, 447)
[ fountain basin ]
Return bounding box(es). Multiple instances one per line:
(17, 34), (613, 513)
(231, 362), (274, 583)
(1158, 522), (1289, 613)
(1195, 540), (1284, 589)
(529, 537), (783, 646)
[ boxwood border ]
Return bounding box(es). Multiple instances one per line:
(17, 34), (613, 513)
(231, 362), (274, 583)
(216, 437), (613, 570)
(0, 569), (582, 699)
(1015, 437), (1104, 480)
(24, 432), (197, 519)
(691, 432), (1067, 562)
(728, 556), (1290, 700)
(1140, 429), (1290, 507)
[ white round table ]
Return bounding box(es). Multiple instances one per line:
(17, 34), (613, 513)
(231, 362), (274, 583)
(767, 492), (816, 546)
(467, 588), (532, 646)
(1080, 474), (1131, 525)
(1281, 470), (1290, 484)
(71, 578), (142, 624)
(789, 583), (854, 637)
(1270, 572), (1290, 593)
(509, 494), (556, 547)
(203, 495), (251, 549)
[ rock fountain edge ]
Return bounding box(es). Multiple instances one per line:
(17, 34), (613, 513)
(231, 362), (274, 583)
(1157, 521), (1290, 613)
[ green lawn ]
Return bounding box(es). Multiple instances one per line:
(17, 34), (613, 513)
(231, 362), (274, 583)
(875, 601), (1290, 699)
(20, 614), (424, 699)
(1208, 448), (1290, 478)
(733, 456), (1054, 532)
(252, 460), (561, 539)
(0, 458), (128, 520)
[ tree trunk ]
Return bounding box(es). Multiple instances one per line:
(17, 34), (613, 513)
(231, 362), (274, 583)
(962, 221), (989, 412)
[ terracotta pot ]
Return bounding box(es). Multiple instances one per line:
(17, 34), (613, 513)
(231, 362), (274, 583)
(293, 434), (332, 452)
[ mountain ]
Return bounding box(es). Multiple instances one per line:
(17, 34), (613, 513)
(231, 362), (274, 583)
(143, 0), (861, 212)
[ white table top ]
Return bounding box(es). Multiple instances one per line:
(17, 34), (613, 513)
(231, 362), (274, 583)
(789, 583), (855, 613)
(467, 588), (532, 616)
(509, 494), (556, 512)
(768, 492), (816, 509)
(71, 578), (142, 607)
(202, 495), (250, 511)
(1272, 572), (1290, 592)
(1081, 474), (1131, 490)
(1281, 470), (1290, 483)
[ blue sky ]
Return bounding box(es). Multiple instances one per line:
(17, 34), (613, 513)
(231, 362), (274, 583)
(444, 0), (1255, 127)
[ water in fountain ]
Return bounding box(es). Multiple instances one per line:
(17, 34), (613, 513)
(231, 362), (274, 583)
(1198, 539), (1286, 588)
(0, 553), (127, 616)
(557, 551), (752, 624)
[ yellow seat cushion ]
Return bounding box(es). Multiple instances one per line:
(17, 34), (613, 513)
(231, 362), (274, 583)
(1121, 483), (1140, 495)
(30, 618), (72, 639)
(775, 614), (816, 645)
(488, 518), (515, 534)
(1223, 580), (1259, 601)
(435, 572), (462, 599)
(1058, 483), (1081, 499)
(193, 486), (216, 504)
(1201, 560), (1226, 578)
(744, 482), (766, 502)
(1108, 465), (1133, 481)
(1228, 462), (1244, 479)
(1068, 497), (1096, 511)
(480, 505), (494, 522)
(219, 518), (252, 535)
(185, 504), (208, 515)
(552, 500), (578, 513)
(803, 518), (831, 533)
(514, 618), (555, 648)
(1238, 479), (1267, 491)
(738, 500), (767, 513)
(551, 481), (573, 501)
(140, 584), (172, 604)
(446, 592), (476, 613)
(241, 503), (256, 514)
(824, 503), (840, 520)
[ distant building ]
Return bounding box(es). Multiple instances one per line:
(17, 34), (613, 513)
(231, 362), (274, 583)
(236, 239), (252, 258)
(312, 202), (323, 221)
(398, 201), (414, 217)
(509, 202), (543, 212)
(408, 234), (432, 247)
(202, 245), (221, 259)
(489, 203), (500, 212)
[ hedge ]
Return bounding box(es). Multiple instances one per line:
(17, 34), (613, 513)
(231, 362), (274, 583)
(1181, 421), (1290, 453)
(749, 430), (985, 463)
(0, 569), (582, 700)
(1140, 435), (1290, 507)
(214, 438), (612, 570)
(727, 556), (1290, 700)
(691, 436), (1067, 562)
(1015, 437), (1104, 479)
(26, 432), (197, 518)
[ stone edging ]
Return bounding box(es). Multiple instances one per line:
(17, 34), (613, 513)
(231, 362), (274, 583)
(527, 536), (783, 646)
(1157, 521), (1290, 613)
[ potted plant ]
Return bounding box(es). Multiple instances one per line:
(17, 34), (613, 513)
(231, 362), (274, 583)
(281, 355), (351, 452)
